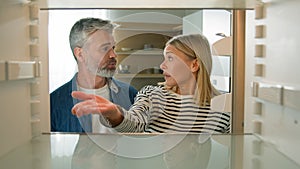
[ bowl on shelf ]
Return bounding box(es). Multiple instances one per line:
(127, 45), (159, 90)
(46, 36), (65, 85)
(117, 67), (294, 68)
(118, 64), (130, 74)
(153, 67), (163, 74)
(121, 47), (133, 52)
(138, 68), (162, 74)
(139, 68), (153, 74)
(143, 44), (153, 50)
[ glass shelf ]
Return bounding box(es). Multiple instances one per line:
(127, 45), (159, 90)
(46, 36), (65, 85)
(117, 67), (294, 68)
(0, 134), (299, 169)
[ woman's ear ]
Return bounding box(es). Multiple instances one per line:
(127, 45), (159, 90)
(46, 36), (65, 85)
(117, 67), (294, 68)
(191, 59), (199, 73)
(74, 47), (84, 62)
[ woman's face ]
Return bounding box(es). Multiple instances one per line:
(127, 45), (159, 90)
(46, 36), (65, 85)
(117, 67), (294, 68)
(160, 44), (197, 88)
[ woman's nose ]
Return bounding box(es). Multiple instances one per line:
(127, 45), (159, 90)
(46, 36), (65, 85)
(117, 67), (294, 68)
(160, 62), (164, 70)
(160, 60), (166, 70)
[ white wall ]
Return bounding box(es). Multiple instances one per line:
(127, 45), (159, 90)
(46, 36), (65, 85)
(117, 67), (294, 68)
(183, 11), (203, 35)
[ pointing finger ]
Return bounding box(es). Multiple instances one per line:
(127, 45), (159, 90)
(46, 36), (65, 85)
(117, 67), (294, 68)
(71, 91), (95, 100)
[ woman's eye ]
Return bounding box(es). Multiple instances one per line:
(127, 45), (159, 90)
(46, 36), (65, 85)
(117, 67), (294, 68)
(167, 56), (173, 61)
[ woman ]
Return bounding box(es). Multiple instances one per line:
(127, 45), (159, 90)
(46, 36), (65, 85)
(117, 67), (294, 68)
(72, 34), (230, 134)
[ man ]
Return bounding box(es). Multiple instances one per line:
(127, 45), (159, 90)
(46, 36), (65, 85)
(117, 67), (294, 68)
(50, 17), (138, 133)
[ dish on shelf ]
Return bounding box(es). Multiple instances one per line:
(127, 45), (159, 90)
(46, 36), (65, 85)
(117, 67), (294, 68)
(121, 47), (133, 51)
(143, 44), (153, 50)
(138, 68), (163, 74)
(118, 64), (130, 74)
(119, 70), (130, 74)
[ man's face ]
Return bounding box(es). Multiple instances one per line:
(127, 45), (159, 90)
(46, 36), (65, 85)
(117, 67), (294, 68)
(81, 30), (117, 77)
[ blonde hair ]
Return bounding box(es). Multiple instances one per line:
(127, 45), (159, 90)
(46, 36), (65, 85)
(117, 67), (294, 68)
(165, 34), (220, 106)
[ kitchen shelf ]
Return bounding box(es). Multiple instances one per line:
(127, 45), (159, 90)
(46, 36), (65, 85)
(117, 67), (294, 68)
(114, 73), (164, 90)
(114, 22), (182, 35)
(114, 73), (164, 79)
(113, 20), (169, 90)
(116, 49), (163, 56)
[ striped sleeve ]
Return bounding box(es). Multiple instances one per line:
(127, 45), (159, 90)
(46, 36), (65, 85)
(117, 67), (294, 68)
(113, 85), (156, 132)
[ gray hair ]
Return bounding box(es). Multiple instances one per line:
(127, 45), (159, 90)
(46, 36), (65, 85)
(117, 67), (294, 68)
(69, 17), (116, 59)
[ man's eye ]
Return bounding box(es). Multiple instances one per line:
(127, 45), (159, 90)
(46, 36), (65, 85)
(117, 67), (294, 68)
(102, 47), (109, 52)
(102, 46), (115, 53)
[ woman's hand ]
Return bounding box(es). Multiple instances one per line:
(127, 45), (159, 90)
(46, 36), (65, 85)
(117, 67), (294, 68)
(71, 91), (123, 127)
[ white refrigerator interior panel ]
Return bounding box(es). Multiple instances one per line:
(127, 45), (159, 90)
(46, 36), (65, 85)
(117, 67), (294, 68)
(257, 82), (282, 105)
(7, 61), (35, 80)
(283, 87), (300, 112)
(248, 0), (300, 165)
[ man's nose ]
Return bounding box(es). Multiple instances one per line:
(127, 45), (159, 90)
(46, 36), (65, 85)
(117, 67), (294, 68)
(109, 48), (117, 58)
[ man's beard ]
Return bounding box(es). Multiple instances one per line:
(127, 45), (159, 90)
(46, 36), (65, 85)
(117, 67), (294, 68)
(87, 58), (117, 78)
(96, 68), (116, 77)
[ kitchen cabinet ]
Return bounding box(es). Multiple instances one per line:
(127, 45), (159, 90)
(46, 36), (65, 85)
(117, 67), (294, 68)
(114, 48), (166, 90)
(113, 20), (182, 90)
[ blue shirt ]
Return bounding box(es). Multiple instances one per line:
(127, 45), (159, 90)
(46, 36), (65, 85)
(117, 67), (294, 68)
(50, 74), (138, 132)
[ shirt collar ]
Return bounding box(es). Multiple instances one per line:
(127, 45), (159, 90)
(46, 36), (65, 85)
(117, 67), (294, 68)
(106, 78), (119, 93)
(73, 73), (119, 93)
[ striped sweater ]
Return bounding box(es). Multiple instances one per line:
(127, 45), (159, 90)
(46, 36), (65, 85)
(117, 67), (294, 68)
(110, 85), (230, 134)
